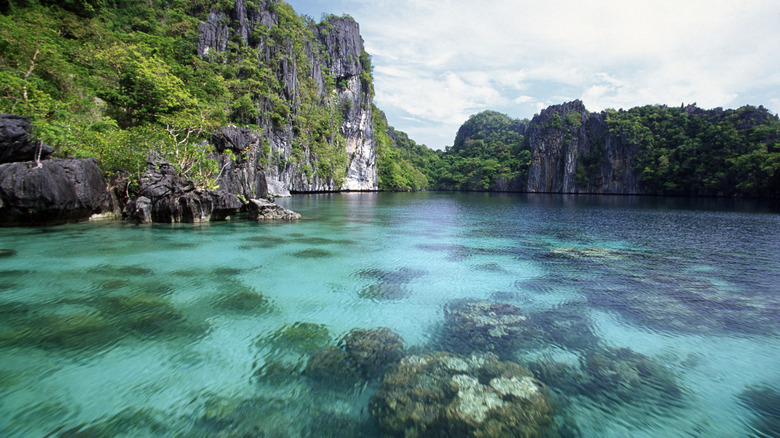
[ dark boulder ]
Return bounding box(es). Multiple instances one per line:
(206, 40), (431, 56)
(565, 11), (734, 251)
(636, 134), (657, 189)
(126, 157), (242, 224)
(0, 114), (54, 164)
(212, 125), (261, 155)
(246, 198), (300, 220)
(124, 196), (152, 224)
(0, 158), (109, 225)
(212, 126), (271, 198)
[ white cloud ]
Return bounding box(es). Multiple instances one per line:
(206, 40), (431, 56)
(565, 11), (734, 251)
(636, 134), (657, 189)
(290, 0), (780, 148)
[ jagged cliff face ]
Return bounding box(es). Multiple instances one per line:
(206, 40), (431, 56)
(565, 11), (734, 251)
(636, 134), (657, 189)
(526, 101), (584, 193)
(526, 100), (640, 194)
(317, 17), (376, 191)
(198, 0), (376, 194)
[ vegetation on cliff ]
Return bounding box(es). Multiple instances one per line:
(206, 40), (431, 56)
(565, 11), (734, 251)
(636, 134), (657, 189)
(0, 0), (375, 192)
(372, 106), (434, 191)
(373, 110), (535, 192)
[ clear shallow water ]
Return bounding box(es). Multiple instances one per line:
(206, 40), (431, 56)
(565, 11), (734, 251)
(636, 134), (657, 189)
(0, 192), (778, 437)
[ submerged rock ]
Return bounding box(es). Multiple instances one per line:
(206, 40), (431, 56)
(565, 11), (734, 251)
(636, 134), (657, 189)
(304, 345), (360, 384)
(738, 384), (780, 438)
(254, 322), (332, 383)
(0, 311), (121, 351)
(266, 322), (332, 354)
(97, 293), (207, 339)
(339, 327), (405, 379)
(370, 351), (557, 437)
(291, 248), (332, 259)
(0, 289), (209, 352)
(358, 283), (410, 300)
(531, 305), (601, 351)
(438, 299), (541, 358)
(548, 246), (624, 260)
(47, 407), (170, 437)
(586, 270), (779, 336)
(529, 346), (683, 408)
(353, 267), (426, 301)
(580, 347), (681, 401)
(305, 327), (405, 384)
(213, 287), (276, 314)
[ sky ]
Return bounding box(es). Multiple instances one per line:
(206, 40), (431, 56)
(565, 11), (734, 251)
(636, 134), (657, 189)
(287, 0), (780, 149)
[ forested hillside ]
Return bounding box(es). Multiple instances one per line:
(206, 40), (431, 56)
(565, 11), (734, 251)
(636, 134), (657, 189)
(607, 104), (780, 196)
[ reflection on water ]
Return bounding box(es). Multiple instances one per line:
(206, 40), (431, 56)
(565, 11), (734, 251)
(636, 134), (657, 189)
(0, 193), (778, 437)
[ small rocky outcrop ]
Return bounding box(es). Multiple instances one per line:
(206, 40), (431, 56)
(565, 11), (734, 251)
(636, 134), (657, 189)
(370, 352), (557, 437)
(0, 158), (109, 226)
(125, 151), (302, 224)
(125, 156), (242, 224)
(212, 126), (274, 197)
(246, 198), (300, 220)
(0, 114), (109, 226)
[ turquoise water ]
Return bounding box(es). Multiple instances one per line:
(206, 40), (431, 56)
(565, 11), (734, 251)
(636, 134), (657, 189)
(0, 192), (778, 437)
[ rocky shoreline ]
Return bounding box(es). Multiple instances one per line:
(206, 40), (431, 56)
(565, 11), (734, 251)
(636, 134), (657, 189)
(0, 114), (301, 226)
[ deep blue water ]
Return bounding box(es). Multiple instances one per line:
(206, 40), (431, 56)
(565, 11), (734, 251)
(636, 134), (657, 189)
(0, 192), (778, 437)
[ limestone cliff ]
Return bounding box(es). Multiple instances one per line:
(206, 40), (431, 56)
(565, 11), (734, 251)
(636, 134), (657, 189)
(199, 0), (377, 194)
(525, 100), (640, 194)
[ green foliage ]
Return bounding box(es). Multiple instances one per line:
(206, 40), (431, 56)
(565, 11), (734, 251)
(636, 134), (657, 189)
(373, 105), (433, 191)
(440, 111), (531, 190)
(374, 110), (535, 192)
(453, 110), (526, 152)
(0, 1), (218, 186)
(359, 49), (374, 100)
(97, 44), (198, 127)
(565, 112), (583, 130)
(544, 113), (562, 131)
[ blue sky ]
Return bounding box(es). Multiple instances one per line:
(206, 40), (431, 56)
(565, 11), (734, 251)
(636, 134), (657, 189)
(288, 0), (780, 149)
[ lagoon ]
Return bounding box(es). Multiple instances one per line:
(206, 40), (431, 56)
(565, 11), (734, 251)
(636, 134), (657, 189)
(0, 192), (778, 436)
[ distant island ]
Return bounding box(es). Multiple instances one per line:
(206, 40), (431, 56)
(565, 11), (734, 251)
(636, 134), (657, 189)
(381, 101), (779, 198)
(1, 0), (778, 225)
